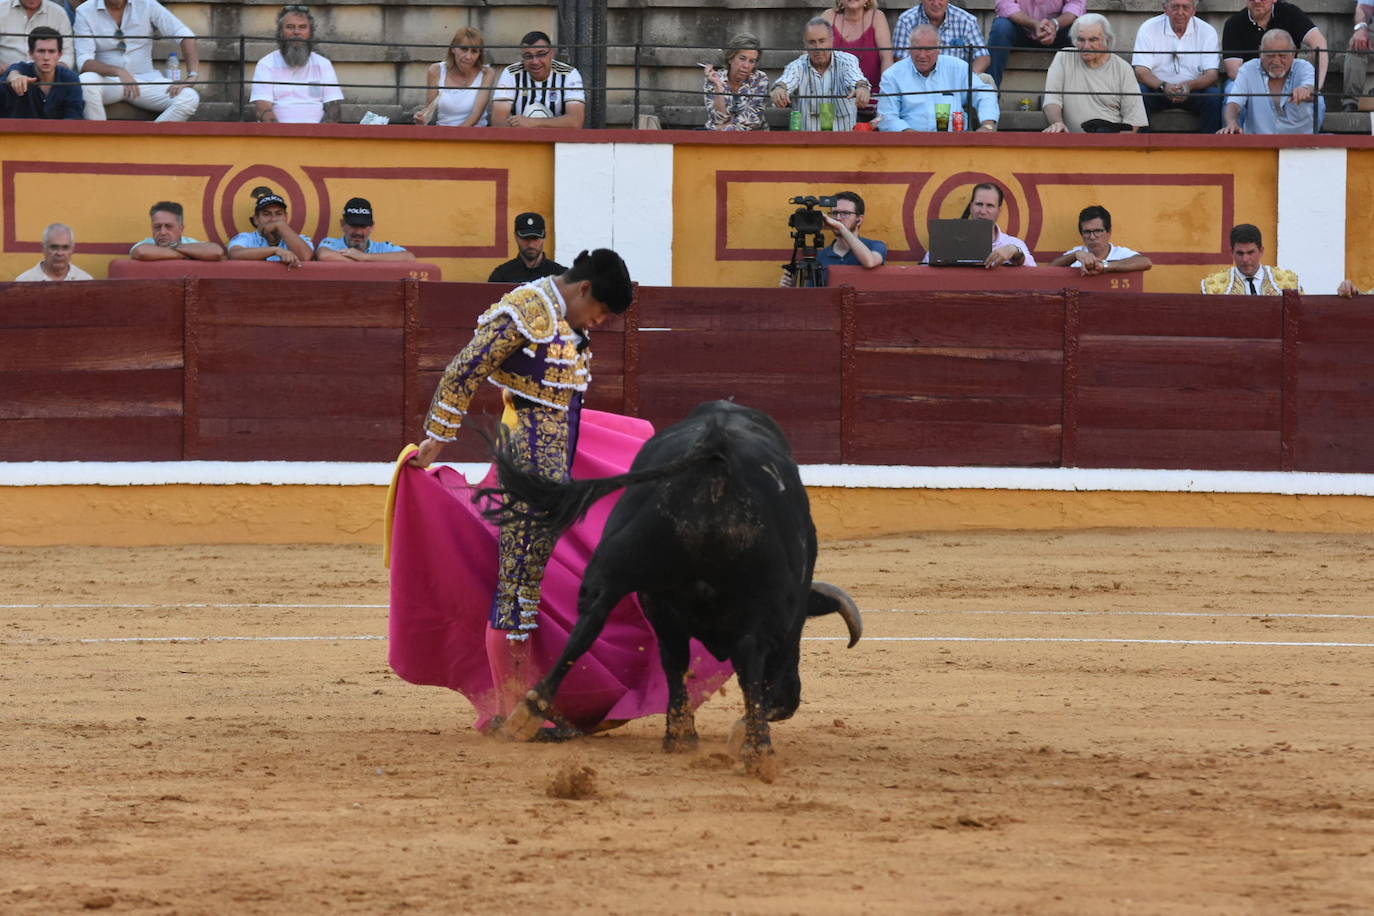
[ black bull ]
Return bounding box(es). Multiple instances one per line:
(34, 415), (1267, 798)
(488, 400), (862, 770)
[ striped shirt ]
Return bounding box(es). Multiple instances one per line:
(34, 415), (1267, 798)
(892, 4), (991, 65)
(772, 49), (869, 131)
(492, 59), (585, 118)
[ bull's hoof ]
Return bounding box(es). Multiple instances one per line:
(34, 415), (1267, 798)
(500, 693), (547, 742)
(535, 722), (582, 743)
(743, 748), (779, 784)
(662, 730), (699, 754)
(726, 718), (747, 757)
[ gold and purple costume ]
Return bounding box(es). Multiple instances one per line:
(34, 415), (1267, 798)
(1200, 266), (1302, 295)
(423, 276), (592, 641)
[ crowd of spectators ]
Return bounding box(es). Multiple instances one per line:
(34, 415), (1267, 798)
(1, 0), (1364, 132)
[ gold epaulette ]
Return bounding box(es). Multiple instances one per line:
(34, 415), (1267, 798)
(1272, 268), (1301, 291)
(1200, 270), (1233, 295)
(479, 284), (558, 343)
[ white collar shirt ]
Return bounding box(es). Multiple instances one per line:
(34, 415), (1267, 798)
(1130, 13), (1220, 83)
(73, 0), (194, 76)
(1, 0), (74, 69)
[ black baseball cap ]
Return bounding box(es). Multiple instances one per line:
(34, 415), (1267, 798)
(514, 212), (546, 239)
(254, 192), (287, 213)
(342, 197), (374, 226)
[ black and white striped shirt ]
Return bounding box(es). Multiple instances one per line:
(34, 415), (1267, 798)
(493, 59), (586, 117)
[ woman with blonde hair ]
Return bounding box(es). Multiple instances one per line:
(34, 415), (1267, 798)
(416, 26), (496, 126)
(821, 0), (893, 115)
(701, 33), (770, 130)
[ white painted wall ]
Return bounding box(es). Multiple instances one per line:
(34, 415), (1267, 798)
(553, 142), (674, 286)
(1277, 148), (1347, 295)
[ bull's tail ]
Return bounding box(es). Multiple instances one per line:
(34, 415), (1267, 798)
(479, 416), (731, 534)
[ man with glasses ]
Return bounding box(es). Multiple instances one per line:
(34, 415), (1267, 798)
(250, 5), (342, 123)
(779, 190), (886, 286)
(1131, 0), (1222, 133)
(1218, 28), (1323, 133)
(73, 0), (199, 121)
(1050, 205), (1152, 275)
(490, 30), (584, 128)
(1, 0), (73, 70)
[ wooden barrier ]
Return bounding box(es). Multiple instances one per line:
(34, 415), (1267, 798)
(3, 279), (1372, 472)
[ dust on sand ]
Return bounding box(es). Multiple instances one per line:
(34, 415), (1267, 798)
(3, 530), (1373, 913)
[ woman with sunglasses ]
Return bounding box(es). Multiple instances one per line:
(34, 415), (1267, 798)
(415, 26), (495, 127)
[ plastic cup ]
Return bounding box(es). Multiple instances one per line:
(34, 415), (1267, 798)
(935, 102), (951, 132)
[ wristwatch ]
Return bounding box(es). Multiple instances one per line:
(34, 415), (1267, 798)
(186, 70), (199, 78)
(1356, 22), (1369, 29)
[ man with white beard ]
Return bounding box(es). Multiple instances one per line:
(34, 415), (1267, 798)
(250, 4), (342, 123)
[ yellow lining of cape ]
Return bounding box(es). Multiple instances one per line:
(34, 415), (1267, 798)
(383, 443), (421, 569)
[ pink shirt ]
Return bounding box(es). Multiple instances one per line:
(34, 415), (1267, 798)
(994, 0), (1086, 22)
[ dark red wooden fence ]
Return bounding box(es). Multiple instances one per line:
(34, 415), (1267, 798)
(2, 279), (1371, 472)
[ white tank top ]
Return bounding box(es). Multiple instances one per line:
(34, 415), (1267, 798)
(436, 62), (489, 127)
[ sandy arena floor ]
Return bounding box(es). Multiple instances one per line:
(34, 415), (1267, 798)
(3, 529), (1373, 914)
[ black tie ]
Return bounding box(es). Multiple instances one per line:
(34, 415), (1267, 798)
(1246, 276), (1258, 295)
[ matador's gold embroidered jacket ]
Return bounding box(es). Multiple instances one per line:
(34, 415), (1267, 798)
(424, 276), (591, 442)
(1199, 266), (1302, 295)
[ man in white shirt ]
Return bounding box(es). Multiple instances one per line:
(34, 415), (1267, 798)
(15, 222), (92, 281)
(250, 4), (342, 123)
(1049, 205), (1153, 274)
(1, 0), (73, 70)
(74, 0), (199, 121)
(1131, 0), (1222, 132)
(490, 30), (584, 128)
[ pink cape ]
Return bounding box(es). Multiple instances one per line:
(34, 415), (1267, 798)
(387, 409), (735, 731)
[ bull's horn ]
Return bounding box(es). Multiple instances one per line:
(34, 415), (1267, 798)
(810, 581), (862, 648)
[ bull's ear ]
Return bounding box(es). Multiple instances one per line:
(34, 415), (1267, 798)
(806, 581), (862, 648)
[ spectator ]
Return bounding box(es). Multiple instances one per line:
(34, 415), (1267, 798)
(227, 189), (314, 268)
(1, 26), (81, 118)
(1219, 29), (1323, 134)
(1200, 223), (1300, 293)
(74, 0), (199, 122)
(987, 0), (1081, 87)
(780, 190), (886, 286)
(1337, 279), (1366, 296)
(702, 32), (769, 131)
(488, 212), (566, 283)
(316, 197), (415, 262)
(490, 30), (585, 129)
(415, 26), (495, 127)
(961, 182), (1035, 267)
(1049, 205), (1153, 274)
(1042, 14), (1147, 133)
(770, 17), (871, 131)
(1221, 0), (1327, 92)
(1343, 0), (1372, 111)
(822, 0), (893, 116)
(879, 24), (999, 130)
(893, 0), (991, 75)
(1131, 0), (1222, 133)
(15, 222), (90, 280)
(130, 201), (224, 261)
(250, 5), (342, 124)
(1, 0), (73, 70)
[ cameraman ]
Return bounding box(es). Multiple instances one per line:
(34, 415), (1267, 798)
(780, 190), (887, 287)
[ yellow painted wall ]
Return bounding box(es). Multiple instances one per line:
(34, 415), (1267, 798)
(1347, 150), (1374, 295)
(1, 130), (555, 283)
(673, 142), (1280, 294)
(3, 484), (1373, 547)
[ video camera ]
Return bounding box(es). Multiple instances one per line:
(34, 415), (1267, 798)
(784, 195), (837, 288)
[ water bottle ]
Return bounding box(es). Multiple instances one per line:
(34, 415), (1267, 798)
(166, 52), (180, 82)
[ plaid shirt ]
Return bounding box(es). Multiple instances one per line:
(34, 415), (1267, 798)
(893, 4), (990, 64)
(772, 49), (868, 131)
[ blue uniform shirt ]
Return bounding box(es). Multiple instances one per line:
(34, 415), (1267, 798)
(227, 230), (314, 261)
(316, 237), (408, 254)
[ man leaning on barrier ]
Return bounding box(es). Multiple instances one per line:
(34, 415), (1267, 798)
(1050, 205), (1153, 275)
(251, 5), (342, 124)
(315, 197), (415, 263)
(1131, 0), (1222, 133)
(74, 0), (199, 122)
(771, 17), (870, 131)
(1218, 29), (1323, 134)
(130, 201), (224, 261)
(1, 25), (81, 118)
(490, 31), (585, 129)
(0, 0), (73, 70)
(879, 24), (999, 131)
